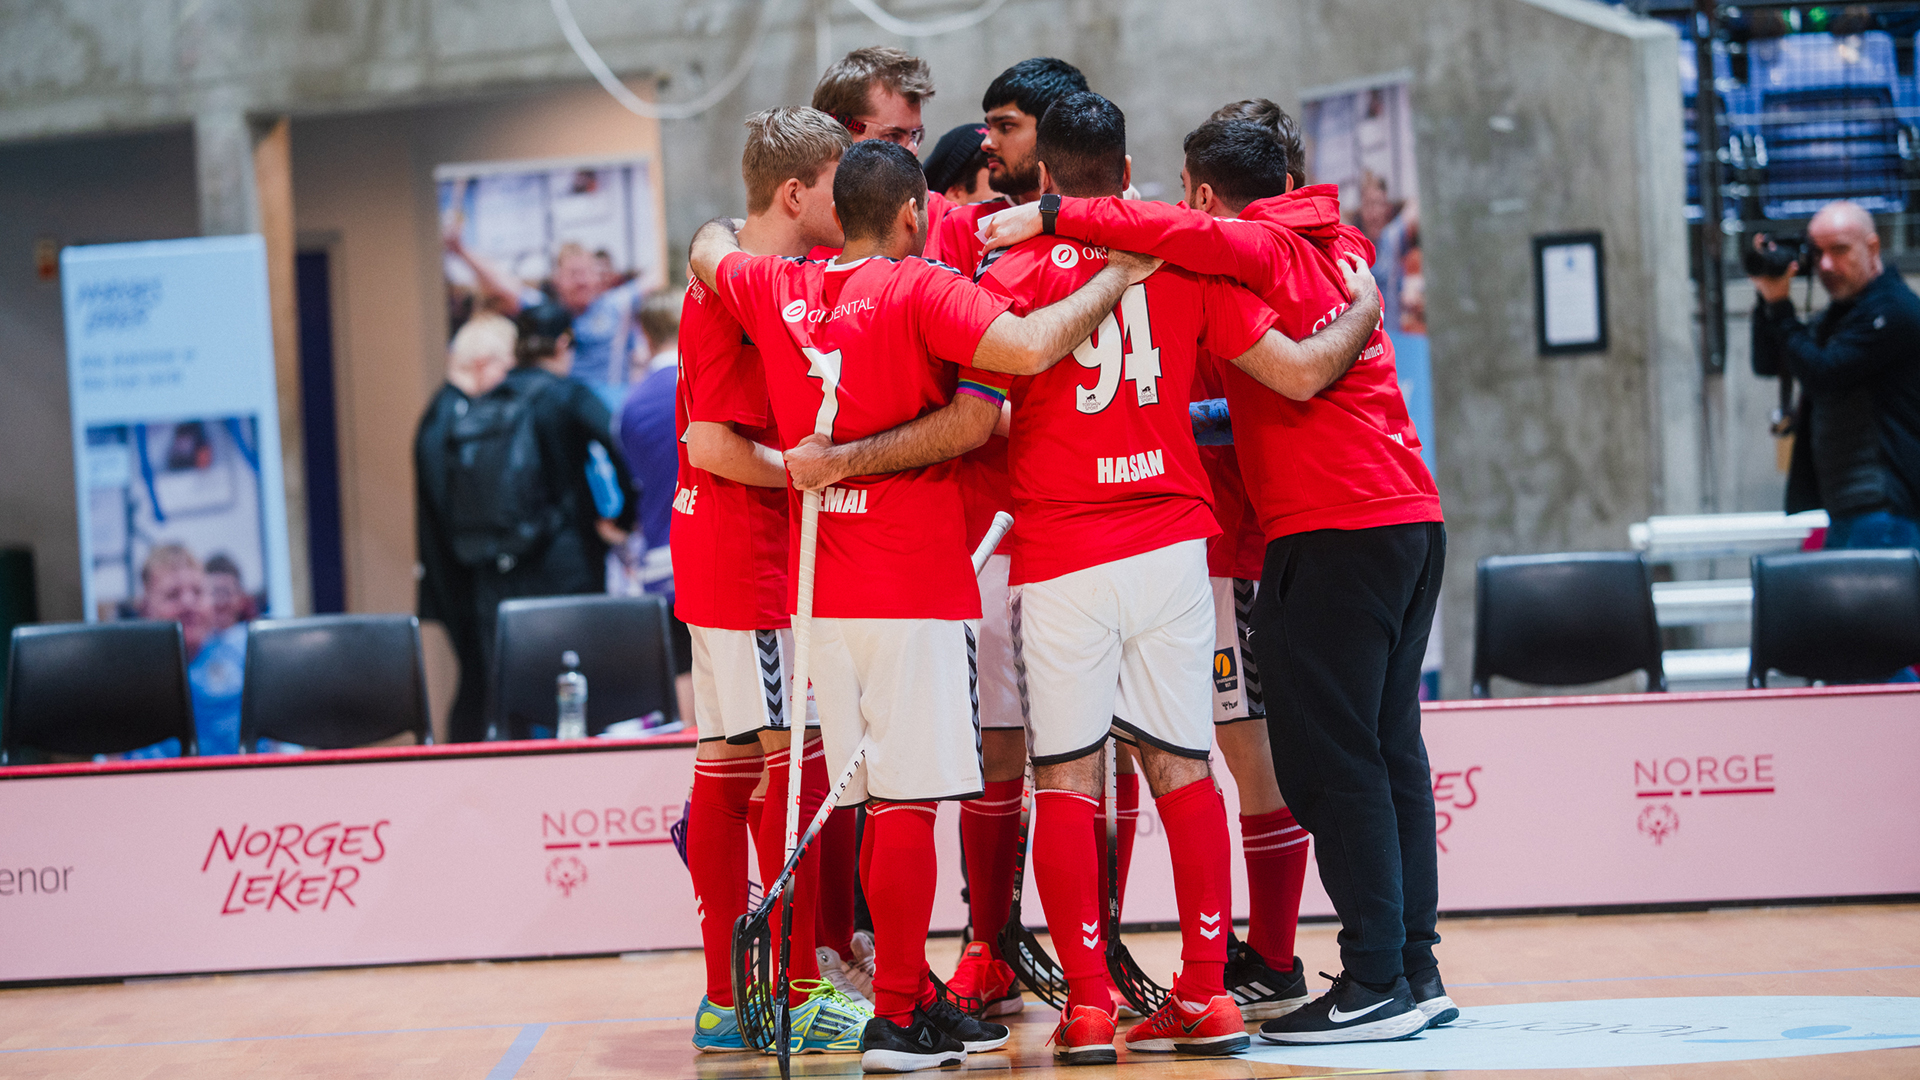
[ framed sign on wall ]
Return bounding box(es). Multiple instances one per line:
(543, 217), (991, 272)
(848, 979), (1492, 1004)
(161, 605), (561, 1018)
(1533, 231), (1608, 356)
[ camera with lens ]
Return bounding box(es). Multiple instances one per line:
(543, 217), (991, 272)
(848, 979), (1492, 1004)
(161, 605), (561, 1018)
(1742, 231), (1814, 278)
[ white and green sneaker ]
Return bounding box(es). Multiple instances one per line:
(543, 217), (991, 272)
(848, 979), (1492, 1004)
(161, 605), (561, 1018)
(777, 979), (875, 1055)
(691, 996), (750, 1053)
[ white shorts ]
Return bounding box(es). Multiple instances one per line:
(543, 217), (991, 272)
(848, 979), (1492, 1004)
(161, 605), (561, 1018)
(1210, 577), (1266, 724)
(975, 554), (1025, 731)
(1012, 539), (1214, 763)
(810, 617), (984, 805)
(688, 625), (819, 745)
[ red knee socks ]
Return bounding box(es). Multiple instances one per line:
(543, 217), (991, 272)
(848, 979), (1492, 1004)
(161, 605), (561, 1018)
(814, 805), (860, 959)
(861, 800), (940, 1025)
(1033, 789), (1112, 1015)
(688, 754), (763, 1006)
(1157, 777), (1232, 1004)
(1240, 806), (1309, 971)
(757, 741), (828, 997)
(959, 778), (1024, 956)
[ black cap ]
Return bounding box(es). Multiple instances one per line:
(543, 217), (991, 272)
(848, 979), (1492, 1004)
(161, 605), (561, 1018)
(922, 123), (990, 196)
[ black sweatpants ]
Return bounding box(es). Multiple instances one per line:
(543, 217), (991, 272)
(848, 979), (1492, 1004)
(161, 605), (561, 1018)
(1247, 521), (1445, 985)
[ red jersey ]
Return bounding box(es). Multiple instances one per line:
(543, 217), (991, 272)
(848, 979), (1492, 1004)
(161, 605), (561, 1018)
(932, 196), (1012, 281)
(1052, 188), (1442, 542)
(976, 238), (1277, 585)
(710, 251), (1013, 620)
(1192, 352), (1266, 580)
(670, 278), (790, 630)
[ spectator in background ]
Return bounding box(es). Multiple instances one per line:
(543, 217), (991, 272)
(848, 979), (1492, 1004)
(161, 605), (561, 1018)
(415, 312), (518, 742)
(130, 544), (245, 757)
(445, 229), (661, 400)
(1752, 200), (1920, 551)
(619, 286), (695, 723)
(922, 123), (993, 205)
(203, 553), (257, 634)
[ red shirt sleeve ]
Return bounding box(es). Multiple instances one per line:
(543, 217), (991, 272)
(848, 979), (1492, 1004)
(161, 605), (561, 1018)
(681, 282), (768, 427)
(710, 250), (779, 341)
(1198, 276), (1281, 361)
(1055, 198), (1291, 291)
(911, 261), (1016, 366)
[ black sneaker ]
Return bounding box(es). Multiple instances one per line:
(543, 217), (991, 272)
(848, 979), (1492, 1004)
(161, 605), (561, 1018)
(920, 994), (1010, 1051)
(1224, 936), (1311, 1020)
(1257, 972), (1427, 1044)
(1407, 966), (1459, 1027)
(859, 1014), (966, 1073)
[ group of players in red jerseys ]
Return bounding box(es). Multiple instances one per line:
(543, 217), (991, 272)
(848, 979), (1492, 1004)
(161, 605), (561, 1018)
(672, 48), (1452, 1073)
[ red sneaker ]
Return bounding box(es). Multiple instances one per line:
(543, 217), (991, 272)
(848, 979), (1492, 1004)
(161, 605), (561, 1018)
(1050, 1003), (1118, 1066)
(1124, 993), (1249, 1056)
(943, 941), (1023, 1017)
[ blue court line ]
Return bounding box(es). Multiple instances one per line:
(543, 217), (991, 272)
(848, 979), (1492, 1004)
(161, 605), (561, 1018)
(486, 1024), (546, 1080)
(1447, 962), (1920, 990)
(0, 1015), (694, 1055)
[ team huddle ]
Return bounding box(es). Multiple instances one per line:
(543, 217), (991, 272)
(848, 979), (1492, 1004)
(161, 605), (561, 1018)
(672, 49), (1450, 1073)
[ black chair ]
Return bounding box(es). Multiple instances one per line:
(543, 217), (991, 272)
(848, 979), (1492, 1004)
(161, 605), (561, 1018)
(1472, 553), (1666, 698)
(488, 595), (678, 740)
(1749, 548), (1920, 687)
(240, 614), (432, 751)
(2, 621), (196, 763)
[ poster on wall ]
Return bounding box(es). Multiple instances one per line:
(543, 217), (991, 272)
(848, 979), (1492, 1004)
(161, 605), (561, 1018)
(435, 154), (668, 407)
(1301, 75), (1442, 695)
(61, 236), (296, 636)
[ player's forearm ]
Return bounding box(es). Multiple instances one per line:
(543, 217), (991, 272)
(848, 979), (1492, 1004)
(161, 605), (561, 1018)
(1058, 198), (1269, 284)
(686, 421), (786, 487)
(799, 396), (999, 490)
(1230, 286), (1381, 401)
(687, 218), (743, 291)
(971, 264), (1131, 375)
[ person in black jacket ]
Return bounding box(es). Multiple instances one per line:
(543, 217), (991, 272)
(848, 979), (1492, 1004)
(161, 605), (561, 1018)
(416, 312), (517, 743)
(422, 304), (637, 741)
(1752, 201), (1920, 549)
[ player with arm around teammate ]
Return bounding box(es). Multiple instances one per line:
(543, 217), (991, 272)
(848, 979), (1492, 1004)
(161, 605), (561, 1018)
(687, 138), (1158, 1074)
(982, 106), (1452, 1046)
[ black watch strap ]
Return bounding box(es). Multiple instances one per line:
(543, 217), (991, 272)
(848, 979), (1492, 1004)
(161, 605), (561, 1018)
(1039, 193), (1061, 235)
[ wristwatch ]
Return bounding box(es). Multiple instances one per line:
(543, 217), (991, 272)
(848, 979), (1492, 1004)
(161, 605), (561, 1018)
(1039, 193), (1061, 235)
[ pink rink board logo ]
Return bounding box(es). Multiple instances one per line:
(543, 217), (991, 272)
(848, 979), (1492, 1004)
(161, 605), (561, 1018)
(202, 820), (389, 915)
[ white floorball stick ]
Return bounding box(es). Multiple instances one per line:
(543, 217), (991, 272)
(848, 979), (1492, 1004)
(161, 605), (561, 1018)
(973, 510), (1014, 575)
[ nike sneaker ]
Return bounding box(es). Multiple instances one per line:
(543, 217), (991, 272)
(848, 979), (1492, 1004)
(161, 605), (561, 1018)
(779, 979), (873, 1054)
(1408, 966), (1459, 1027)
(1123, 993), (1250, 1056)
(1223, 937), (1310, 1020)
(1258, 972), (1427, 1044)
(690, 996), (749, 1053)
(944, 941), (1024, 1017)
(920, 993), (1010, 1051)
(1048, 1003), (1118, 1066)
(859, 1012), (967, 1073)
(818, 944), (873, 1005)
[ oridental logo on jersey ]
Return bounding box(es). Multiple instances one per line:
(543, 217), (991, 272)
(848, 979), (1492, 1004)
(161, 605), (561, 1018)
(672, 485), (698, 515)
(1052, 243), (1106, 270)
(1096, 449), (1165, 484)
(820, 485), (869, 513)
(782, 297), (876, 325)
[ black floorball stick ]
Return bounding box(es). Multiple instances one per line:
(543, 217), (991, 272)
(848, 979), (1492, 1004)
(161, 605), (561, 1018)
(731, 510), (1014, 1071)
(994, 758), (1069, 1009)
(1104, 737), (1168, 1015)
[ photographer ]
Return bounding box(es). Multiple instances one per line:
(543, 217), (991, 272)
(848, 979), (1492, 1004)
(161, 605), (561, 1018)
(1750, 201), (1920, 549)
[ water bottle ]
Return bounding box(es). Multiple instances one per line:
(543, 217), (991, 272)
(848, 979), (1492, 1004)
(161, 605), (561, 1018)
(556, 650), (588, 740)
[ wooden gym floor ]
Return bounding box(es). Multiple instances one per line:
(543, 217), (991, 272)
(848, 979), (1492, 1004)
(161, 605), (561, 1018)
(3, 903), (1918, 1079)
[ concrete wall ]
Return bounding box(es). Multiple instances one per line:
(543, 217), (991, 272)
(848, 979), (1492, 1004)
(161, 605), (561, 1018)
(0, 128), (200, 621)
(0, 0), (1727, 695)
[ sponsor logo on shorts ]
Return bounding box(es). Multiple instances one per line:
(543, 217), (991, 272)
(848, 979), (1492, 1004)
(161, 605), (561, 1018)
(1096, 450), (1164, 484)
(1212, 648), (1238, 693)
(672, 485), (699, 515)
(821, 485), (869, 514)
